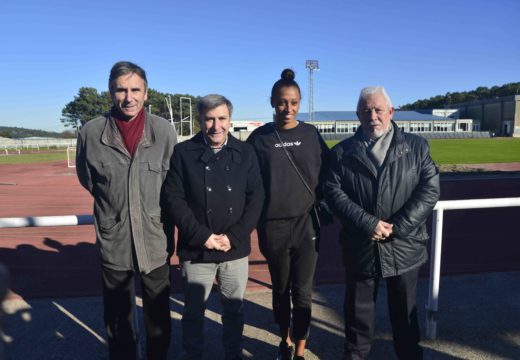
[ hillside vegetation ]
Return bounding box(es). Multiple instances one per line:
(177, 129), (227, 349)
(399, 82), (520, 110)
(0, 126), (73, 139)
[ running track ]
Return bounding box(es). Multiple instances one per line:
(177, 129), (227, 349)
(1, 160), (519, 298)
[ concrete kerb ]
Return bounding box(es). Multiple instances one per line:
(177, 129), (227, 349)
(3, 271), (520, 360)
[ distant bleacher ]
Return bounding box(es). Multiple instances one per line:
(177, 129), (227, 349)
(320, 131), (492, 142)
(416, 131), (492, 140)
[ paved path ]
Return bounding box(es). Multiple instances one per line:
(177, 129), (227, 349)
(3, 271), (520, 359)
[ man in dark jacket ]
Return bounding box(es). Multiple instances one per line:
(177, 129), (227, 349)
(76, 61), (177, 360)
(163, 94), (264, 360)
(324, 86), (440, 360)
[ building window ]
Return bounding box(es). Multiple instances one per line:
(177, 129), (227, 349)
(336, 123), (346, 133)
(336, 122), (358, 133)
(315, 123), (335, 134)
(409, 122), (431, 132)
(433, 122), (453, 132)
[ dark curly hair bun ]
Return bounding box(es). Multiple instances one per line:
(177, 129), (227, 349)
(281, 68), (295, 81)
(271, 68), (301, 100)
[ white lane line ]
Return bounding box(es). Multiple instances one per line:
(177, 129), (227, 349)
(52, 301), (107, 345)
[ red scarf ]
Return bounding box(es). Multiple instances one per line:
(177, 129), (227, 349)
(113, 108), (145, 156)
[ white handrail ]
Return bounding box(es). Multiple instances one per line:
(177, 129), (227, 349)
(426, 197), (520, 339)
(2, 198), (520, 341)
(434, 197), (520, 210)
(0, 215), (93, 228)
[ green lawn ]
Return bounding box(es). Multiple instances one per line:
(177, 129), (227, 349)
(0, 151), (68, 164)
(428, 138), (520, 164)
(2, 138), (520, 166)
(325, 138), (520, 165)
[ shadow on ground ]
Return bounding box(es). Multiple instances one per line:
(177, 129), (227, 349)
(3, 271), (519, 359)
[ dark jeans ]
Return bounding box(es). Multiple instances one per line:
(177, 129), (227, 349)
(102, 263), (172, 360)
(344, 267), (422, 360)
(258, 213), (318, 340)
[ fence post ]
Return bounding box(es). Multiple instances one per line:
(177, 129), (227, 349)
(426, 208), (444, 339)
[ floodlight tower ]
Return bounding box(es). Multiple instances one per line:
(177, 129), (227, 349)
(305, 60), (319, 121)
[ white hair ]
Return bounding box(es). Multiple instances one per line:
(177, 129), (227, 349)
(357, 86), (393, 110)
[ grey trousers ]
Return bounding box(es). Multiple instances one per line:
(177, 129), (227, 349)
(181, 257), (249, 360)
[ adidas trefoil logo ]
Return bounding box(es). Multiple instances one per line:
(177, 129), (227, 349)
(275, 141), (303, 148)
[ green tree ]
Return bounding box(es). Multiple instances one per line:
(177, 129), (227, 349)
(496, 83), (519, 97)
(146, 88), (170, 120)
(399, 82), (520, 109)
(0, 130), (11, 138)
(473, 86), (490, 99)
(61, 87), (112, 130)
(450, 91), (465, 104)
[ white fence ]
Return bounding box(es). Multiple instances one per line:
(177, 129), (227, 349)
(426, 197), (520, 339)
(0, 138), (77, 154)
(1, 197), (520, 340)
(0, 138), (76, 147)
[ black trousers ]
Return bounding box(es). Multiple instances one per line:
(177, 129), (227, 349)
(344, 267), (422, 360)
(102, 263), (172, 360)
(257, 213), (318, 340)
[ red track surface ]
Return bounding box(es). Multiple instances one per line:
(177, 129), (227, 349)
(1, 160), (520, 298)
(0, 161), (273, 297)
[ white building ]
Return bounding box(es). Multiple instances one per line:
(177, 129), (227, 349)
(298, 110), (475, 137)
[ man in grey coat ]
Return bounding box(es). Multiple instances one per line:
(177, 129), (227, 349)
(324, 86), (440, 360)
(76, 61), (177, 360)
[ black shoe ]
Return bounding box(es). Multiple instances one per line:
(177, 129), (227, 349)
(275, 341), (294, 360)
(294, 356), (305, 360)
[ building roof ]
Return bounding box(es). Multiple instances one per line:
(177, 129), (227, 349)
(297, 110), (452, 122)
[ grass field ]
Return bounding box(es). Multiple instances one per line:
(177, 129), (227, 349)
(1, 138), (520, 165)
(428, 138), (520, 164)
(325, 138), (520, 165)
(0, 150), (68, 164)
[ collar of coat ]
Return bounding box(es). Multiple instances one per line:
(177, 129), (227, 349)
(342, 121), (411, 166)
(100, 110), (155, 157)
(186, 132), (244, 164)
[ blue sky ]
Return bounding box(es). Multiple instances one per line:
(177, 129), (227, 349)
(0, 0), (518, 132)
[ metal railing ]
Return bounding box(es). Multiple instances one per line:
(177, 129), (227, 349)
(2, 197), (520, 341)
(0, 215), (93, 228)
(426, 197), (520, 339)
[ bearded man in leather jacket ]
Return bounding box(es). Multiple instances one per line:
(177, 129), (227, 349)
(324, 86), (440, 360)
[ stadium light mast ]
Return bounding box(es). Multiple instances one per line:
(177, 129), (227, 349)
(305, 60), (319, 121)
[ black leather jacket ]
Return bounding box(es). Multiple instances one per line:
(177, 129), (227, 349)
(324, 122), (440, 278)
